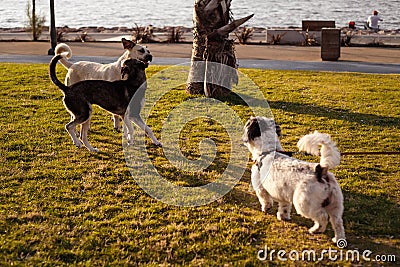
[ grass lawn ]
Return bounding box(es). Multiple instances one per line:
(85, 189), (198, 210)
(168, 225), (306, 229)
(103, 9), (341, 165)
(0, 62), (399, 266)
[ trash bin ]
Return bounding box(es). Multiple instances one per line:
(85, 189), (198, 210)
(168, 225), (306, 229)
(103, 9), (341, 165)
(321, 28), (341, 61)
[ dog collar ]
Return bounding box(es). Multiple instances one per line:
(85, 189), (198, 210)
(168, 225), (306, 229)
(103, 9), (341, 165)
(254, 150), (275, 170)
(253, 149), (293, 169)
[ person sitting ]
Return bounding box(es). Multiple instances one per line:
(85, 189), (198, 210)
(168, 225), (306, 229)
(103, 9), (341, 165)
(365, 10), (383, 31)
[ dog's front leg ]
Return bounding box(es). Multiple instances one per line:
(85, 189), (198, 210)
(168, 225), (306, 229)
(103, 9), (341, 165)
(277, 202), (292, 221)
(131, 116), (162, 147)
(122, 115), (135, 145)
(113, 115), (121, 132)
(251, 165), (273, 212)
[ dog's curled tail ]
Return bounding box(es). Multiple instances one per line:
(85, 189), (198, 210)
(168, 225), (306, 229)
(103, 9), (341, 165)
(54, 43), (73, 69)
(49, 54), (70, 93)
(297, 131), (340, 169)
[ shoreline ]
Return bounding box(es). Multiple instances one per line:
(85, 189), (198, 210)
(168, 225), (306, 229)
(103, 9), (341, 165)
(1, 42), (400, 66)
(1, 26), (399, 47)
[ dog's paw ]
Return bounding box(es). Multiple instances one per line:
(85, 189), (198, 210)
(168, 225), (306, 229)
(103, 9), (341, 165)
(154, 141), (163, 147)
(309, 228), (320, 234)
(88, 147), (99, 153)
(277, 212), (291, 221)
(126, 137), (134, 146)
(309, 224), (324, 234)
(74, 142), (83, 149)
(261, 202), (273, 213)
(261, 207), (269, 213)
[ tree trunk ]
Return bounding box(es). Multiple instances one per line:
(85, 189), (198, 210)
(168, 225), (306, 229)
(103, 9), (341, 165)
(186, 0), (253, 98)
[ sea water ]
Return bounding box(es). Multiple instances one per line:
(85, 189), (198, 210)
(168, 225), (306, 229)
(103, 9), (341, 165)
(0, 0), (398, 29)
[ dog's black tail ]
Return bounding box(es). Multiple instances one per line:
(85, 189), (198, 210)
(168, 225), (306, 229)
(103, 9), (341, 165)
(49, 54), (69, 93)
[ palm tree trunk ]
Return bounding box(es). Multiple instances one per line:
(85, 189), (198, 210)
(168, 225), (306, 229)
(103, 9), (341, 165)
(186, 0), (253, 97)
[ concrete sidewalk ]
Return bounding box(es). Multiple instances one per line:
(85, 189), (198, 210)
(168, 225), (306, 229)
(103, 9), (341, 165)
(1, 42), (399, 73)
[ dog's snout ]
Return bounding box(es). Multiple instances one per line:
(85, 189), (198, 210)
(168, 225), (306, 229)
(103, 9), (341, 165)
(145, 54), (153, 62)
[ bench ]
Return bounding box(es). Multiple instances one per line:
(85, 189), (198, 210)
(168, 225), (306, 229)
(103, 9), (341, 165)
(302, 20), (336, 31)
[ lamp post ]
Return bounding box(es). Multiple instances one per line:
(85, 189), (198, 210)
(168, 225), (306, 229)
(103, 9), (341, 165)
(48, 0), (57, 55)
(32, 0), (36, 41)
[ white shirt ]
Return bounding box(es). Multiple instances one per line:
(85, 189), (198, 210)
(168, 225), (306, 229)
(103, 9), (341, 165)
(367, 15), (383, 29)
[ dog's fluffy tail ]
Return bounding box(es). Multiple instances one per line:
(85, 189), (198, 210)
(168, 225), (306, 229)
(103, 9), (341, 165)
(54, 43), (73, 69)
(297, 131), (340, 169)
(49, 54), (70, 93)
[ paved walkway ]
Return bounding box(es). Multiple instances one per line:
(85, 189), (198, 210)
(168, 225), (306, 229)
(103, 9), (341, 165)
(1, 42), (399, 74)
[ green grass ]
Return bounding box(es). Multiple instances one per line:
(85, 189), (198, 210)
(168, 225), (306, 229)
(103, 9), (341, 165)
(0, 63), (399, 266)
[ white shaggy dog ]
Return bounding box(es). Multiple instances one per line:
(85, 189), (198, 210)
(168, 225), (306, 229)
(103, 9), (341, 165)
(242, 116), (345, 243)
(54, 38), (152, 131)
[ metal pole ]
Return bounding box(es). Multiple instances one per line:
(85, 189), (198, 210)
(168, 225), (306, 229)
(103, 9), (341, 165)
(32, 0), (36, 41)
(48, 0), (57, 55)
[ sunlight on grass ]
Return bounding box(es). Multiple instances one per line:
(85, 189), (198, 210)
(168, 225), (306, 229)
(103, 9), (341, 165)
(0, 63), (399, 266)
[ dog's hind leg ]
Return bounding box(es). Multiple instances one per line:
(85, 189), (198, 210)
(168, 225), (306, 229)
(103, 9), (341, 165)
(80, 120), (99, 152)
(308, 210), (329, 234)
(74, 104), (99, 152)
(328, 213), (345, 244)
(293, 188), (328, 234)
(130, 115), (162, 147)
(113, 115), (121, 132)
(66, 119), (83, 148)
(65, 100), (93, 151)
(70, 114), (80, 137)
(325, 186), (345, 243)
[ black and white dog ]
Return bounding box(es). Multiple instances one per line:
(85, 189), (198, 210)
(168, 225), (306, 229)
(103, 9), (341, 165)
(54, 38), (153, 131)
(243, 116), (345, 243)
(49, 54), (162, 152)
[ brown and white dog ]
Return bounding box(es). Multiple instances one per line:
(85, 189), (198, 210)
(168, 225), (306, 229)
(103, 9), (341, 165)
(242, 116), (345, 243)
(54, 38), (152, 131)
(49, 55), (162, 152)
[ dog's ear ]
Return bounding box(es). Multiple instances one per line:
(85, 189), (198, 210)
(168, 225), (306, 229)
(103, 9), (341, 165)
(245, 118), (261, 142)
(122, 38), (136, 50)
